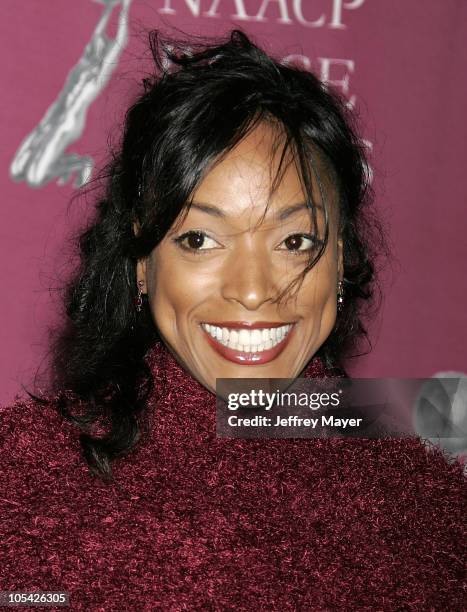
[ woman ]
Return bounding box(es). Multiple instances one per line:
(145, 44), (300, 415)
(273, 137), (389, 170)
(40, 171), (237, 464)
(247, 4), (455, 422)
(1, 30), (465, 610)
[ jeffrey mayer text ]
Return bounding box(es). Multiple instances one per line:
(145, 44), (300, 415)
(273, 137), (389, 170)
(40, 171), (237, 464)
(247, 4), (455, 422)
(227, 415), (363, 428)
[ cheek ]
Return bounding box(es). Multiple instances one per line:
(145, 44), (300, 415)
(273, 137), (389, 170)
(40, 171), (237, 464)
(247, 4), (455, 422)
(297, 254), (337, 314)
(147, 250), (214, 331)
(294, 256), (337, 359)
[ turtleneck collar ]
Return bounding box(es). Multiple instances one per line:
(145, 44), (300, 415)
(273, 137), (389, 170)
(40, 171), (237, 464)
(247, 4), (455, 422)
(145, 339), (341, 395)
(142, 340), (344, 442)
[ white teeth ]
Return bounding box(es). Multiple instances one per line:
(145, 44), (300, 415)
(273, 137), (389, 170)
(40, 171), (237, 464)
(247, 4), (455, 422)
(238, 329), (250, 345)
(251, 329), (262, 345)
(201, 323), (293, 353)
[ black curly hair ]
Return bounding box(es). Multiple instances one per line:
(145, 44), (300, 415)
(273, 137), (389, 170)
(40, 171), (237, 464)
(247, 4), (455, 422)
(34, 29), (387, 482)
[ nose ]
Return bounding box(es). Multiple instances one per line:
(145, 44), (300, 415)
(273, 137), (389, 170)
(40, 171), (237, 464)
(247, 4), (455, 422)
(220, 241), (278, 310)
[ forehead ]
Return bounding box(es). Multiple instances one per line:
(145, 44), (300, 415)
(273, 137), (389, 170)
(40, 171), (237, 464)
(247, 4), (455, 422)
(188, 122), (337, 225)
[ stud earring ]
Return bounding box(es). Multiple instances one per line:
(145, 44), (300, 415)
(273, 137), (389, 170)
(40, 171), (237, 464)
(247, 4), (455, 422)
(135, 280), (145, 312)
(337, 280), (344, 312)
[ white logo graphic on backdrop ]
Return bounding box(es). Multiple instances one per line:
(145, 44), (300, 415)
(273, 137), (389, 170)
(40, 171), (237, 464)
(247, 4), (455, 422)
(10, 0), (132, 189)
(414, 373), (467, 472)
(159, 0), (365, 29)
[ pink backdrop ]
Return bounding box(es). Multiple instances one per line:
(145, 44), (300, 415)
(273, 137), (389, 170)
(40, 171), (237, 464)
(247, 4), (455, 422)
(1, 0), (466, 405)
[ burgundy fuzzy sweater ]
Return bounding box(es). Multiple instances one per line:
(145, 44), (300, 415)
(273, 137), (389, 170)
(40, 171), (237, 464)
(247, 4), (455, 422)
(1, 341), (466, 611)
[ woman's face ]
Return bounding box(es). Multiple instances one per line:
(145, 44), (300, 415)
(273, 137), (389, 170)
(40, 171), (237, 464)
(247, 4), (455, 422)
(137, 123), (343, 393)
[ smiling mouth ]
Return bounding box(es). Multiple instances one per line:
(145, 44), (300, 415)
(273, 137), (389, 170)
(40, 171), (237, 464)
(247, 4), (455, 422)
(200, 322), (297, 364)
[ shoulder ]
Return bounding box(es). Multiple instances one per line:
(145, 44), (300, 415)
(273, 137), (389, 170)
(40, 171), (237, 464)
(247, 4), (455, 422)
(0, 394), (109, 544)
(329, 436), (466, 484)
(260, 436), (467, 518)
(0, 395), (114, 588)
(0, 394), (86, 483)
(328, 437), (467, 527)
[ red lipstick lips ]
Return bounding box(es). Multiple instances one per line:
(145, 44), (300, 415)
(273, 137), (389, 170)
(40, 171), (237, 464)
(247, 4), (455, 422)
(201, 322), (296, 365)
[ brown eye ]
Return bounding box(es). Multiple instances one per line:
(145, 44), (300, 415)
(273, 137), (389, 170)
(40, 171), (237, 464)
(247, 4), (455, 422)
(173, 231), (220, 253)
(280, 234), (316, 252)
(186, 232), (205, 249)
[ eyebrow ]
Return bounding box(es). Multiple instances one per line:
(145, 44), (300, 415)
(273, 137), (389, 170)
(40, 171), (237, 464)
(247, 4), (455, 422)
(189, 201), (322, 221)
